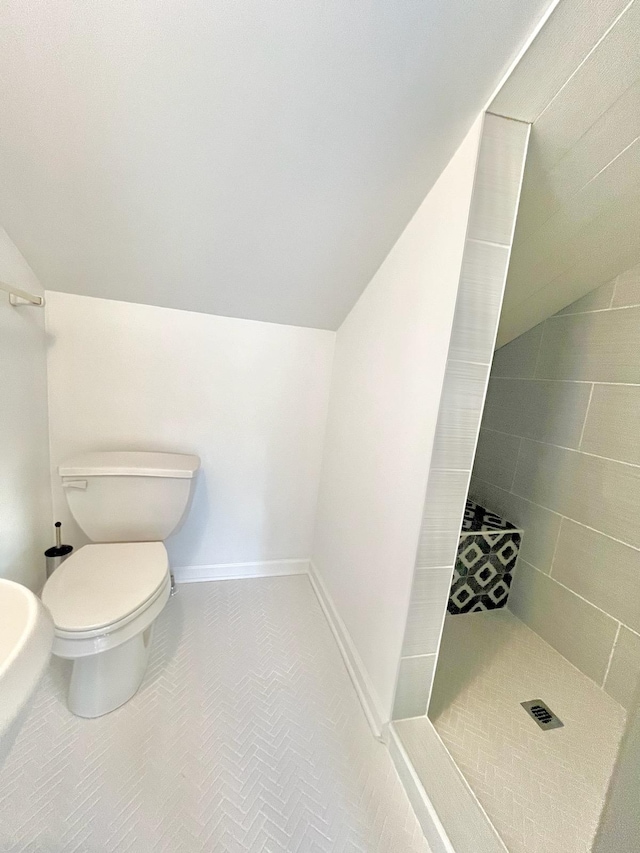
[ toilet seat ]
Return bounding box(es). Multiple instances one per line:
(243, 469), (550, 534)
(52, 577), (169, 641)
(43, 542), (169, 636)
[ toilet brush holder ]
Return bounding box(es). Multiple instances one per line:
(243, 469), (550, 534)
(45, 522), (73, 578)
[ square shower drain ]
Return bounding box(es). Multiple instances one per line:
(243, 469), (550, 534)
(521, 699), (564, 730)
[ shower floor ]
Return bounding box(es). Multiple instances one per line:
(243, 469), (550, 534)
(0, 575), (429, 853)
(426, 608), (625, 853)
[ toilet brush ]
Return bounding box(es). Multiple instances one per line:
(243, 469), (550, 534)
(45, 521), (73, 578)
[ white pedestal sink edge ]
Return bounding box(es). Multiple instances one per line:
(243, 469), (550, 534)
(0, 579), (54, 739)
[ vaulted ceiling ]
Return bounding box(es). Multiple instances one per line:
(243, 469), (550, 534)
(0, 0), (553, 329)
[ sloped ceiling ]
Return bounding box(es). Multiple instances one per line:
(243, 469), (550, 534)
(493, 0), (640, 346)
(0, 0), (553, 329)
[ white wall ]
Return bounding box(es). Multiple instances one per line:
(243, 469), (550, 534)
(311, 117), (483, 722)
(0, 228), (52, 590)
(45, 292), (335, 569)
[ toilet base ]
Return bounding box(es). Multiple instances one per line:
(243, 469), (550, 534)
(67, 626), (154, 718)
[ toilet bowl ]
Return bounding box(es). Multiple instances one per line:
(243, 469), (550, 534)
(43, 542), (171, 717)
(42, 451), (199, 718)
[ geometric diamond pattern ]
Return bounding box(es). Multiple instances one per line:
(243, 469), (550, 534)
(473, 561), (498, 589)
(495, 539), (518, 567)
(458, 541), (486, 571)
(461, 499), (518, 532)
(0, 576), (430, 853)
(449, 500), (522, 615)
(486, 578), (510, 605)
(450, 582), (475, 609)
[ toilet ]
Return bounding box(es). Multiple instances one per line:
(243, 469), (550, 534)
(42, 451), (200, 718)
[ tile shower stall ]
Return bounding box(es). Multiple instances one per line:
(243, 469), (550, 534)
(395, 263), (640, 853)
(390, 111), (639, 853)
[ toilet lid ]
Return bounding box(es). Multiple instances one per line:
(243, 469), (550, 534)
(42, 542), (169, 633)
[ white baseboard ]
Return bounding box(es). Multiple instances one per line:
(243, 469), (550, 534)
(388, 725), (455, 853)
(308, 561), (386, 739)
(174, 557), (387, 741)
(173, 559), (309, 583)
(174, 555), (446, 850)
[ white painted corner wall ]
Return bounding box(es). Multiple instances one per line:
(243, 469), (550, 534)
(45, 292), (335, 570)
(0, 228), (52, 591)
(310, 116), (485, 723)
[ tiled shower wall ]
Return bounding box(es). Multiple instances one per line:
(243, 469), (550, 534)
(470, 262), (640, 711)
(392, 113), (530, 720)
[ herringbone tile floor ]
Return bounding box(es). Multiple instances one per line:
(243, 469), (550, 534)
(0, 576), (430, 853)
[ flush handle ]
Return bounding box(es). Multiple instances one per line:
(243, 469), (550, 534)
(62, 479), (88, 490)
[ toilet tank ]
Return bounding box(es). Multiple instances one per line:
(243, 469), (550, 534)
(59, 452), (200, 543)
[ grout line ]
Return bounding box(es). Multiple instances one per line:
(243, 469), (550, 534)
(447, 358), (492, 368)
(527, 136), (640, 242)
(540, 439), (640, 469)
(473, 475), (561, 516)
(473, 476), (640, 554)
(546, 301), (640, 319)
(522, 560), (636, 634)
(562, 517), (640, 554)
(552, 289), (615, 319)
(465, 237), (511, 250)
(479, 426), (519, 438)
(480, 425), (582, 454)
(534, 0), (638, 123)
(577, 383), (594, 449)
(522, 560), (622, 623)
(432, 466), (477, 474)
(547, 517), (564, 579)
(510, 584), (625, 698)
(532, 321), (545, 379)
(489, 377), (640, 386)
(459, 529), (524, 537)
(482, 427), (584, 456)
(482, 429), (640, 470)
(546, 507), (640, 556)
(510, 437), (523, 491)
(489, 376), (577, 385)
(602, 623), (622, 687)
(610, 276), (618, 309)
(400, 652), (438, 662)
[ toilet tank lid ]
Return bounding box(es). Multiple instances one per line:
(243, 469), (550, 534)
(59, 451), (200, 479)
